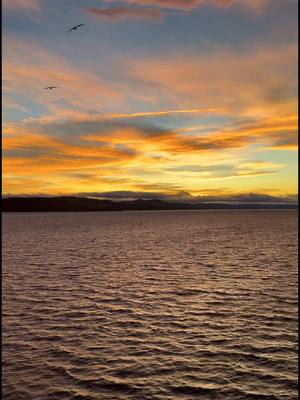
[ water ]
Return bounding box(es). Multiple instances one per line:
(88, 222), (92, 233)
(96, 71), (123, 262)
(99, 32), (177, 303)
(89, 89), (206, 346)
(2, 210), (298, 400)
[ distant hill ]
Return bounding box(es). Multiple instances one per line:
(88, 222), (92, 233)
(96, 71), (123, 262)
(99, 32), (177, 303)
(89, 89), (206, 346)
(2, 196), (298, 212)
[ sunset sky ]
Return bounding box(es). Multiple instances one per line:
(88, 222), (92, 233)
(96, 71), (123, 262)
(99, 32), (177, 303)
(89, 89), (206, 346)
(2, 0), (298, 202)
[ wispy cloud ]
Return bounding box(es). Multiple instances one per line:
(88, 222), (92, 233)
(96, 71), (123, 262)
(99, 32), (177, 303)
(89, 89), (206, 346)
(4, 34), (296, 122)
(103, 0), (267, 11)
(3, 33), (297, 195)
(2, 1), (297, 197)
(93, 107), (226, 120)
(6, 111), (297, 154)
(85, 7), (164, 22)
(2, 0), (41, 11)
(3, 108), (297, 196)
(3, 35), (125, 115)
(166, 160), (283, 179)
(122, 43), (297, 116)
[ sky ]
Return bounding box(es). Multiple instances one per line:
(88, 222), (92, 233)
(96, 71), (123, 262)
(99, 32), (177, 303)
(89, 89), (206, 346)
(2, 0), (298, 202)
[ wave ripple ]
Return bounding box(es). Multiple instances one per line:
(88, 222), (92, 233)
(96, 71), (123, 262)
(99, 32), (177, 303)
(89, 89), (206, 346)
(3, 210), (298, 399)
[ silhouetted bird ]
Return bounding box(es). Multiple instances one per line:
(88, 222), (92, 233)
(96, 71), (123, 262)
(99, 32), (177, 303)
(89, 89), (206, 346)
(44, 86), (58, 90)
(68, 24), (85, 33)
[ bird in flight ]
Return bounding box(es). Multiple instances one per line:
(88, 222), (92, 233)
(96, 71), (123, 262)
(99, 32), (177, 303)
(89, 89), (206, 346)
(68, 24), (85, 33)
(44, 86), (57, 90)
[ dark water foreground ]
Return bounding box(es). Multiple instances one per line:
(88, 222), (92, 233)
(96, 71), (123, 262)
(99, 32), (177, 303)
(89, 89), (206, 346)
(2, 210), (298, 400)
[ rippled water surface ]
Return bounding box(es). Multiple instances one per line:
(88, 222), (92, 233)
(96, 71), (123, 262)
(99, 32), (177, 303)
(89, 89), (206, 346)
(2, 210), (298, 400)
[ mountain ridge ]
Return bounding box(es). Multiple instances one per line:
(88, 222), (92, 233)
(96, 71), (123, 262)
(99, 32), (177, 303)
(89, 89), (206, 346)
(2, 196), (298, 212)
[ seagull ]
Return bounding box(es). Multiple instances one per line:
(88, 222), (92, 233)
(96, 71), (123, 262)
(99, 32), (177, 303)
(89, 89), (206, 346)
(68, 24), (85, 33)
(44, 86), (57, 90)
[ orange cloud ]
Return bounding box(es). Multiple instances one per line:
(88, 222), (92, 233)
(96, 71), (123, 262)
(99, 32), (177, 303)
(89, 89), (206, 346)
(123, 43), (297, 117)
(3, 111), (297, 190)
(4, 34), (296, 123)
(2, 126), (296, 192)
(86, 7), (164, 22)
(103, 107), (226, 119)
(2, 0), (41, 11)
(4, 110), (297, 154)
(3, 35), (125, 115)
(104, 0), (266, 11)
(3, 32), (297, 196)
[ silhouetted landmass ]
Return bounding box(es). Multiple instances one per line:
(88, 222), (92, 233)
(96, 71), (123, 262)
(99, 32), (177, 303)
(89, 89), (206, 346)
(2, 197), (298, 212)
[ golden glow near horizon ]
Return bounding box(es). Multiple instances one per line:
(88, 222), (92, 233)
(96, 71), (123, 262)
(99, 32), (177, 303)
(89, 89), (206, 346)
(2, 0), (298, 200)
